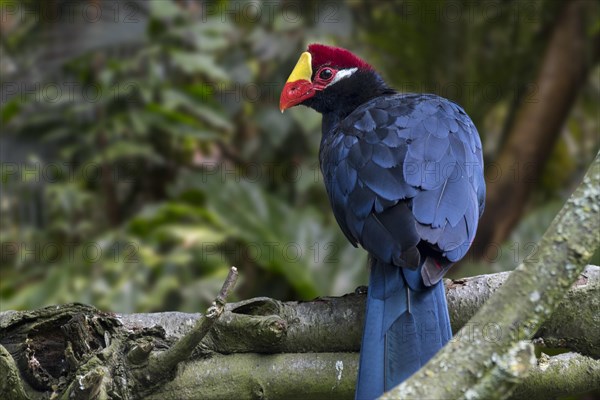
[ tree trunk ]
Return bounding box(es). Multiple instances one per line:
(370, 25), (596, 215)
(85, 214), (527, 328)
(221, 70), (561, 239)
(472, 0), (596, 260)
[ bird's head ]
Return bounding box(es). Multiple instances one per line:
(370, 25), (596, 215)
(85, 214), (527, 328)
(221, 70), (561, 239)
(279, 44), (391, 115)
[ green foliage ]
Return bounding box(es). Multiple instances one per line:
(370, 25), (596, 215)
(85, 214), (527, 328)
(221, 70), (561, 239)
(1, 1), (236, 311)
(171, 171), (368, 300)
(1, 0), (597, 314)
(0, 0), (365, 312)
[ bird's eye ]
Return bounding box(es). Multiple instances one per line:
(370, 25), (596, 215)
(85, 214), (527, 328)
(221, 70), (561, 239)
(319, 68), (333, 80)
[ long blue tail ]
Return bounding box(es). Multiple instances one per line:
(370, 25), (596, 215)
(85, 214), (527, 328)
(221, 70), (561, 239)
(355, 260), (452, 400)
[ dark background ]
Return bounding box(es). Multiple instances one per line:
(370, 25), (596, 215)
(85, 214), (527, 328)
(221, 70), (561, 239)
(1, 0), (599, 314)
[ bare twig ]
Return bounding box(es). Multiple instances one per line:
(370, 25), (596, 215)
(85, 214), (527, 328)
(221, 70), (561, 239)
(135, 267), (239, 385)
(215, 266), (239, 308)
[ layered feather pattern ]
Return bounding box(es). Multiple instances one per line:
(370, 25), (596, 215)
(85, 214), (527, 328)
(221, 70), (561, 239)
(318, 93), (485, 399)
(319, 93), (485, 279)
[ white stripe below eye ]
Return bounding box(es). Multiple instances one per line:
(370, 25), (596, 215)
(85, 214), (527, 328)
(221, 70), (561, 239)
(327, 67), (358, 87)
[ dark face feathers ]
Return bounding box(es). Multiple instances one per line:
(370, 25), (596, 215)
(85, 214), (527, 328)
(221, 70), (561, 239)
(303, 69), (394, 116)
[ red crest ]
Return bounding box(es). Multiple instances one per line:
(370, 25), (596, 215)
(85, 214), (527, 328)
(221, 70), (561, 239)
(307, 44), (373, 70)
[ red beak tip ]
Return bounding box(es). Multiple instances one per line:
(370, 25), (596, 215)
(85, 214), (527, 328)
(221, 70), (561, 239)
(279, 80), (314, 112)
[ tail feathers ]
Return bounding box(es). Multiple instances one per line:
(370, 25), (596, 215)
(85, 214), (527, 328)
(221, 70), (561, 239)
(355, 260), (452, 400)
(385, 311), (420, 388)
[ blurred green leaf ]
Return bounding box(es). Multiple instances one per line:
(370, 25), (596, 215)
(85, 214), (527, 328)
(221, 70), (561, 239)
(170, 51), (229, 81)
(149, 0), (182, 19)
(1, 98), (21, 124)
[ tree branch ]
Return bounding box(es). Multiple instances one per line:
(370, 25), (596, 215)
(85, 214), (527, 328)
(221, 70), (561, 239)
(447, 265), (600, 358)
(142, 351), (600, 400)
(460, 341), (536, 400)
(115, 265), (600, 358)
(1, 267), (598, 399)
(145, 352), (358, 400)
(508, 352), (600, 400)
(381, 150), (600, 399)
(136, 351), (600, 400)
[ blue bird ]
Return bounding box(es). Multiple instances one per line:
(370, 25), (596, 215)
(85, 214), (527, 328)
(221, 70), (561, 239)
(280, 44), (485, 399)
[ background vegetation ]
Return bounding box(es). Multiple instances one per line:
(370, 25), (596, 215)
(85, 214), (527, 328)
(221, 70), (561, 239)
(1, 0), (599, 314)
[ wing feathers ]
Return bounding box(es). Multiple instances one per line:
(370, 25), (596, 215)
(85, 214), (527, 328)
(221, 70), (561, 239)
(320, 93), (484, 284)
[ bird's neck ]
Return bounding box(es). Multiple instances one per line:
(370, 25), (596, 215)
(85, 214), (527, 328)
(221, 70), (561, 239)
(315, 70), (395, 137)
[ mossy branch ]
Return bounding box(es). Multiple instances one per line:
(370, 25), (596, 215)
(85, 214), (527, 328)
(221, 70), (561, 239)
(0, 344), (30, 400)
(0, 266), (600, 400)
(381, 150), (600, 399)
(116, 265), (600, 358)
(145, 352), (358, 400)
(1, 268), (598, 399)
(508, 352), (600, 400)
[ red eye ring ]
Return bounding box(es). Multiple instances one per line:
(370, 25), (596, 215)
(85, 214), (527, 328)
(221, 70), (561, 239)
(318, 68), (334, 81)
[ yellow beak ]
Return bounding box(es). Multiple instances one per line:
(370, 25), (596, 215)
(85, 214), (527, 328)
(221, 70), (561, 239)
(285, 52), (313, 83)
